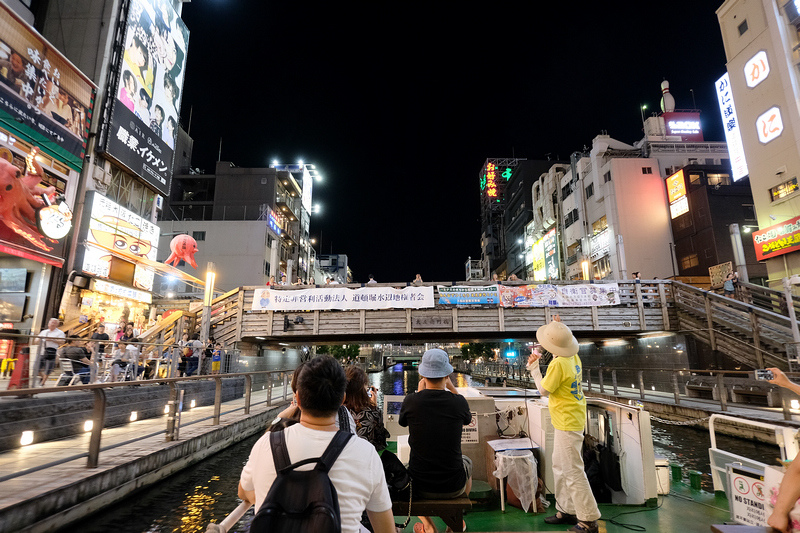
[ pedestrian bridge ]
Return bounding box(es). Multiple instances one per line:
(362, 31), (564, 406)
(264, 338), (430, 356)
(122, 279), (799, 371)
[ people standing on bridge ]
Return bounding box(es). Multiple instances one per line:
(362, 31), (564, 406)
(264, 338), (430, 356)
(36, 318), (66, 386)
(367, 274), (377, 285)
(527, 316), (601, 533)
(399, 348), (472, 533)
(412, 273), (423, 284)
(723, 271), (738, 299)
(238, 355), (395, 533)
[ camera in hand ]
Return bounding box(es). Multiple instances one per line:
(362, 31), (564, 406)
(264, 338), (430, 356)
(754, 369), (774, 381)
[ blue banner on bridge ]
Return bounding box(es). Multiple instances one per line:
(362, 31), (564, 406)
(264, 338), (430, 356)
(437, 285), (499, 305)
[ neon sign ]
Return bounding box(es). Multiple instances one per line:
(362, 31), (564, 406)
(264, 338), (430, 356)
(744, 51), (770, 88)
(716, 73), (748, 181)
(485, 163), (498, 198)
(756, 106), (783, 144)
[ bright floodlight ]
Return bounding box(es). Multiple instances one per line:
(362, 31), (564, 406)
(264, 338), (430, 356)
(272, 159), (279, 165)
(298, 159), (304, 165)
(314, 204), (321, 214)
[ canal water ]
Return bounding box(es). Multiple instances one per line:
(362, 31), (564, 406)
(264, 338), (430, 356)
(73, 366), (780, 532)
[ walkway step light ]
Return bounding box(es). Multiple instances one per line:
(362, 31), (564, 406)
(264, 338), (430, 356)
(20, 431), (34, 446)
(84, 420), (93, 432)
(130, 411), (138, 422)
(190, 399), (196, 408)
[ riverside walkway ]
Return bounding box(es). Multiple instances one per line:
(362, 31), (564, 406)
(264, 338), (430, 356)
(0, 375), (291, 533)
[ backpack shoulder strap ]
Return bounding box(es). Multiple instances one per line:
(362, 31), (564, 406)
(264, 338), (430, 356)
(316, 430), (352, 473)
(269, 429), (292, 471)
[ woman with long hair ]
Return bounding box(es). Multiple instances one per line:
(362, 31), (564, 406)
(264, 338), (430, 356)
(344, 365), (388, 451)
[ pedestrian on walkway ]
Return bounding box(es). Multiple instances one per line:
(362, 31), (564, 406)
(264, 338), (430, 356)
(36, 318), (65, 386)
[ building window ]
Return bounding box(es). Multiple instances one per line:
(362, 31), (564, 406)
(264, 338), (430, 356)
(593, 255), (612, 279)
(770, 177), (798, 201)
(742, 204), (756, 221)
(265, 261), (270, 275)
(689, 173), (702, 186)
(564, 208), (580, 228)
(738, 19), (748, 35)
(192, 231), (206, 241)
(707, 173), (731, 186)
(642, 167), (652, 174)
(603, 171), (612, 183)
(585, 183), (594, 198)
(592, 215), (608, 234)
(681, 253), (699, 270)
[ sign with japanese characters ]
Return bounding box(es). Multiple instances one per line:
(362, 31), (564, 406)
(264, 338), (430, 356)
(79, 191), (160, 291)
(251, 286), (435, 311)
(92, 279), (152, 304)
(666, 170), (687, 203)
(756, 106), (784, 144)
(532, 236), (546, 281)
(437, 285), (499, 305)
(498, 283), (620, 308)
(543, 227), (559, 280)
(0, 3), (96, 170)
(101, 0), (189, 195)
(752, 214), (800, 261)
(727, 464), (767, 526)
(744, 51), (770, 88)
(716, 73), (748, 181)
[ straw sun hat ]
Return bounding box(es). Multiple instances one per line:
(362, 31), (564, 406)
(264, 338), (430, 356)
(536, 318), (579, 357)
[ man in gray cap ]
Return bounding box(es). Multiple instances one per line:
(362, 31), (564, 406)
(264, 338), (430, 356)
(399, 348), (472, 533)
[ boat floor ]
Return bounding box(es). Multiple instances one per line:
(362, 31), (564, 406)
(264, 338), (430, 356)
(397, 482), (731, 533)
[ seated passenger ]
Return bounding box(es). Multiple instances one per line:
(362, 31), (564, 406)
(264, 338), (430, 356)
(399, 349), (472, 533)
(238, 355), (395, 533)
(61, 338), (92, 384)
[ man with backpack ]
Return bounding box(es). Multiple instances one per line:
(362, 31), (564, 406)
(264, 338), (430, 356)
(238, 355), (395, 533)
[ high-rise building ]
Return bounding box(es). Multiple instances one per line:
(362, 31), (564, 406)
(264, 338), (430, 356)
(717, 0), (800, 287)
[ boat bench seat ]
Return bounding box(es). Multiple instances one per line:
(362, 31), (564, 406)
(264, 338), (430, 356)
(392, 496), (472, 532)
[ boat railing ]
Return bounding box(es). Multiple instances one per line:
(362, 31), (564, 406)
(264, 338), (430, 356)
(459, 362), (800, 419)
(0, 365), (295, 467)
(707, 413), (799, 493)
(205, 501), (253, 533)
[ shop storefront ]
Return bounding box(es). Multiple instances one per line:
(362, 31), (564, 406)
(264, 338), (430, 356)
(77, 279), (152, 336)
(0, 3), (95, 333)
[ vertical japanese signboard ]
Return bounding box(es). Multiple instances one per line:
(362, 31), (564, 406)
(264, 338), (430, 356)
(0, 3), (96, 170)
(543, 227), (559, 280)
(101, 0), (189, 195)
(716, 73), (748, 181)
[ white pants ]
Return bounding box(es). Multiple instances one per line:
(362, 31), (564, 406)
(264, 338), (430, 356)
(551, 428), (601, 521)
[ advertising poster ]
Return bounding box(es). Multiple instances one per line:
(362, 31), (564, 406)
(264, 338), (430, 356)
(752, 215), (800, 261)
(81, 192), (160, 291)
(532, 237), (546, 281)
(543, 228), (559, 280)
(0, 4), (96, 169)
(102, 0), (189, 195)
(251, 286), (435, 311)
(437, 285), (499, 305)
(498, 283), (620, 308)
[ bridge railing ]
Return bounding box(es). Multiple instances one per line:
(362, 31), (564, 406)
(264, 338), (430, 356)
(458, 361), (800, 420)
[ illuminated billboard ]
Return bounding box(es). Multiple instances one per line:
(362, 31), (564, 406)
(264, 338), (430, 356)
(0, 3), (96, 171)
(80, 191), (160, 291)
(666, 170), (687, 203)
(716, 73), (748, 181)
(756, 106), (784, 144)
(744, 51), (770, 88)
(752, 214), (800, 261)
(543, 227), (559, 280)
(532, 237), (545, 281)
(101, 0), (189, 195)
(663, 111), (703, 142)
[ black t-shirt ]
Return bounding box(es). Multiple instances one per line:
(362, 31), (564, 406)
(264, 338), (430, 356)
(398, 389), (471, 494)
(91, 332), (109, 353)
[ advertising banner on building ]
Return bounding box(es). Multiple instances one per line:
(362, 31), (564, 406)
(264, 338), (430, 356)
(80, 191), (160, 291)
(437, 285), (499, 305)
(543, 228), (559, 280)
(101, 0), (189, 195)
(716, 73), (749, 181)
(498, 283), (620, 308)
(752, 215), (800, 261)
(251, 286), (435, 311)
(0, 4), (96, 170)
(663, 111), (703, 142)
(532, 237), (546, 281)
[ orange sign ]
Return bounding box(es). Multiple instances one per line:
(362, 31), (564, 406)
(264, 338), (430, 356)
(666, 170), (686, 203)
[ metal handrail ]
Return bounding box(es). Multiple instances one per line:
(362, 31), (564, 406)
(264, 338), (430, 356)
(205, 502), (253, 533)
(0, 369), (294, 468)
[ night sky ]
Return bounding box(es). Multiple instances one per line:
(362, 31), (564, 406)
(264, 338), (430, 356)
(178, 1), (728, 283)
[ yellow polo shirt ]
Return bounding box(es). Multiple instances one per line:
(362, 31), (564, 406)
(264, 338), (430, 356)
(541, 355), (586, 431)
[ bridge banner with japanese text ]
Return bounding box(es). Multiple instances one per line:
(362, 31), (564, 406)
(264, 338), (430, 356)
(250, 285), (435, 311)
(437, 285), (499, 305)
(497, 283), (620, 307)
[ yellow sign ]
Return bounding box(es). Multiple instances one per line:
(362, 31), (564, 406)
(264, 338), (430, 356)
(666, 170), (686, 203)
(532, 238), (546, 281)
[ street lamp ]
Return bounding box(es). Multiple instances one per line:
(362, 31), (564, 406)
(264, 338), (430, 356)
(640, 104), (648, 133)
(200, 262), (216, 373)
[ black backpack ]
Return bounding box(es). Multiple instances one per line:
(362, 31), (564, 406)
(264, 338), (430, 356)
(249, 429), (353, 533)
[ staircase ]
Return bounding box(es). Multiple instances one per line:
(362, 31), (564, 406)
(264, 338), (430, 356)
(672, 281), (797, 370)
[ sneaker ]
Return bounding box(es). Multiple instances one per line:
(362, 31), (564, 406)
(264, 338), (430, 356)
(543, 512), (578, 525)
(568, 521), (599, 533)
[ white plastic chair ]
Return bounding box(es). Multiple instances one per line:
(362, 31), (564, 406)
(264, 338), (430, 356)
(57, 358), (82, 386)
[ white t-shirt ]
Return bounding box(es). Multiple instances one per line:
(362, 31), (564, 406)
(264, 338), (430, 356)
(240, 424), (392, 533)
(38, 327), (65, 350)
